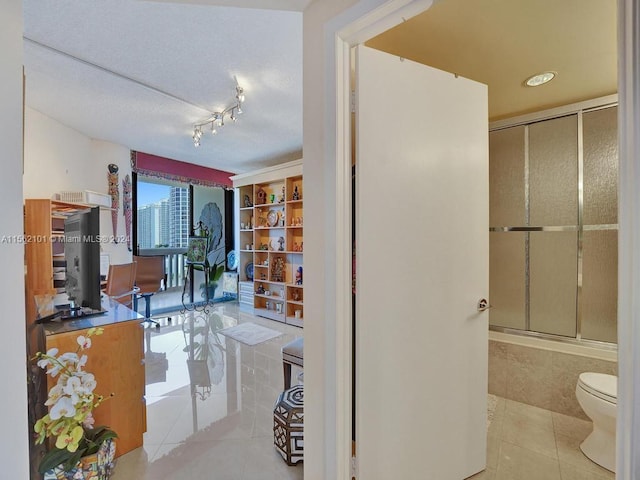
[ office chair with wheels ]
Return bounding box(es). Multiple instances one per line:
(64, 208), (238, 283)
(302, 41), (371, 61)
(104, 262), (138, 307)
(133, 255), (166, 328)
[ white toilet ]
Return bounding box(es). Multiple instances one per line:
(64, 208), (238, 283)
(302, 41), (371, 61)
(575, 372), (617, 472)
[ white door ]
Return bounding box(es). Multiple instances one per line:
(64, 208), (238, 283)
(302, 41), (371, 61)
(355, 45), (488, 479)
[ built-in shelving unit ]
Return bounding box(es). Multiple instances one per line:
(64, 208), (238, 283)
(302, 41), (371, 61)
(24, 199), (89, 326)
(232, 161), (303, 327)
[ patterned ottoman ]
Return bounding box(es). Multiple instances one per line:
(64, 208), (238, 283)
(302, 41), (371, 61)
(273, 384), (304, 465)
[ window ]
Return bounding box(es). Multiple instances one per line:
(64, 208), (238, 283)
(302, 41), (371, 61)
(136, 178), (190, 250)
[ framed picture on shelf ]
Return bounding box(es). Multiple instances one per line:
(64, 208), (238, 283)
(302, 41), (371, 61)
(186, 236), (207, 264)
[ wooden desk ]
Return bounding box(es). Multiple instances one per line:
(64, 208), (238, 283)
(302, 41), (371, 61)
(41, 298), (145, 458)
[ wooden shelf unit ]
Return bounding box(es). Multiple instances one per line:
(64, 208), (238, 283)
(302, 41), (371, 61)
(24, 199), (91, 326)
(25, 198), (147, 459)
(232, 162), (303, 327)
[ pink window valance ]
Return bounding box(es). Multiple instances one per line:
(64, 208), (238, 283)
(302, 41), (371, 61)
(130, 151), (234, 188)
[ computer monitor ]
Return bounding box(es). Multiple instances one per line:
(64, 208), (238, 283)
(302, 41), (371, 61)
(63, 207), (102, 311)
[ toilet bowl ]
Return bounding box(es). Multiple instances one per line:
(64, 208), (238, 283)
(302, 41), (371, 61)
(575, 372), (617, 472)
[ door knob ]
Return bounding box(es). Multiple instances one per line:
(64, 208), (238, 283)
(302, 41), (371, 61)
(477, 298), (493, 312)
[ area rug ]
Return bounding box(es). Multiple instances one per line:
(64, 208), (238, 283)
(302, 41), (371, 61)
(219, 322), (283, 346)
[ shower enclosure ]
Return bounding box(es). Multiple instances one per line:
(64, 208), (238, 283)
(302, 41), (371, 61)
(489, 98), (618, 344)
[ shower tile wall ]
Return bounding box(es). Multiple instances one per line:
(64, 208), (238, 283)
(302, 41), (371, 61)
(488, 340), (617, 420)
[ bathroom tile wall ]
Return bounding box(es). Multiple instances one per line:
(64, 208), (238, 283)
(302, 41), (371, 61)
(488, 340), (617, 420)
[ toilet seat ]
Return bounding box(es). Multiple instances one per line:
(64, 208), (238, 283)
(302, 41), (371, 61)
(578, 372), (617, 405)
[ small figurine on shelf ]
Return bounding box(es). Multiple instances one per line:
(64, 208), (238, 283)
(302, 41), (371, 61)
(257, 188), (267, 205)
(279, 185), (285, 203)
(295, 266), (303, 285)
(257, 284), (265, 294)
(271, 257), (285, 282)
(278, 236), (285, 251)
(292, 185), (300, 201)
(244, 194), (253, 208)
(292, 290), (300, 301)
(270, 193), (276, 203)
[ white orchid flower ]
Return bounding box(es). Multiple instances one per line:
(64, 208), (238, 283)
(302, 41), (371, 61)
(50, 396), (76, 420)
(46, 347), (59, 357)
(44, 384), (64, 406)
(78, 354), (88, 368)
(76, 335), (92, 350)
(63, 376), (83, 403)
(59, 352), (79, 365)
(82, 373), (97, 393)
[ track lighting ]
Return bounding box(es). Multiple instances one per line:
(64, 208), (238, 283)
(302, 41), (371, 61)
(236, 86), (245, 104)
(191, 85), (245, 147)
(192, 126), (202, 147)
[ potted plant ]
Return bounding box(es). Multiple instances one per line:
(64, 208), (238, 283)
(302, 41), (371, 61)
(33, 327), (117, 479)
(199, 263), (224, 300)
(192, 204), (226, 302)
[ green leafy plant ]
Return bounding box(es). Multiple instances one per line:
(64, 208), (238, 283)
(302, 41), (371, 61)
(199, 263), (224, 299)
(33, 327), (117, 474)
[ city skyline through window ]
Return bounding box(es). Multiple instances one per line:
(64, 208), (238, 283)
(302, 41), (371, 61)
(137, 179), (190, 250)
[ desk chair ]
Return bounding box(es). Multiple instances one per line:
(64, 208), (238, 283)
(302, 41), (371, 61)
(104, 262), (138, 307)
(133, 255), (166, 328)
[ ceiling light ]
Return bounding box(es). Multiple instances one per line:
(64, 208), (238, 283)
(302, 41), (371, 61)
(525, 72), (556, 87)
(191, 84), (245, 147)
(192, 126), (202, 147)
(236, 86), (245, 104)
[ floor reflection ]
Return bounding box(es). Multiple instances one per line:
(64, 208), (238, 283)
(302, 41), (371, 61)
(112, 302), (303, 480)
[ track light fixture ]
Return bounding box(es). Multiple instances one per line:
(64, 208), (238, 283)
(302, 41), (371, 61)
(192, 85), (245, 147)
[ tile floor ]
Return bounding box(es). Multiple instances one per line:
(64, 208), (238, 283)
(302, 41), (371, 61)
(112, 302), (614, 480)
(469, 397), (614, 480)
(112, 302), (304, 480)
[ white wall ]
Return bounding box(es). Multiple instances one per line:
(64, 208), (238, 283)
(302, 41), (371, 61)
(24, 107), (133, 265)
(0, 1), (29, 476)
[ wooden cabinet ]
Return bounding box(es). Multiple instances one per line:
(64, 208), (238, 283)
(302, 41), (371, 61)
(24, 199), (86, 327)
(233, 161), (303, 327)
(45, 319), (146, 458)
(26, 199), (146, 458)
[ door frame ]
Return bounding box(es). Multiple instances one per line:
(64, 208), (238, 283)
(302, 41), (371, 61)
(319, 0), (640, 478)
(327, 2), (434, 478)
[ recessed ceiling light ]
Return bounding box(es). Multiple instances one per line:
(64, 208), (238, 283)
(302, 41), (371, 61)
(524, 71), (556, 87)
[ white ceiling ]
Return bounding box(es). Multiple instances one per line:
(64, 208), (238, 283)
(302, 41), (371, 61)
(23, 0), (304, 174)
(23, 0), (618, 175)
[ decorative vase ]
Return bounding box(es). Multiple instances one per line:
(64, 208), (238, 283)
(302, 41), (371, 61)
(43, 439), (116, 480)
